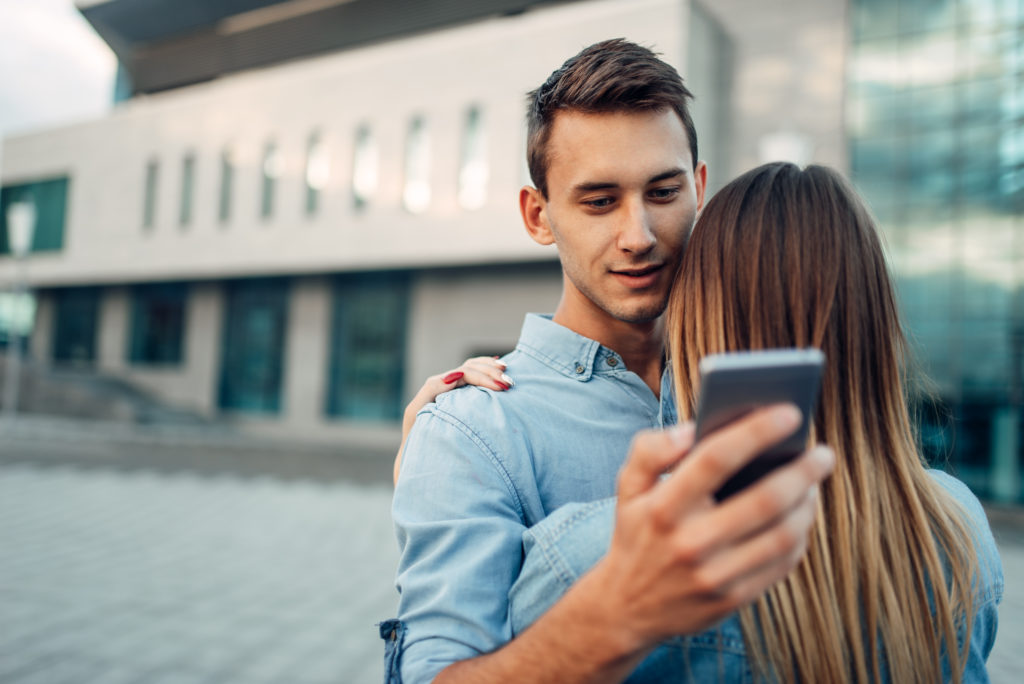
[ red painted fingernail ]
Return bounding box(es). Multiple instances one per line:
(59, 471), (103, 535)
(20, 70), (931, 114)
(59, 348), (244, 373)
(495, 381), (510, 391)
(442, 372), (464, 384)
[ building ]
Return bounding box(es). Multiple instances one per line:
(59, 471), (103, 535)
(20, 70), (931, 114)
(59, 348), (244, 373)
(0, 0), (844, 446)
(4, 0), (1020, 504)
(847, 0), (1024, 503)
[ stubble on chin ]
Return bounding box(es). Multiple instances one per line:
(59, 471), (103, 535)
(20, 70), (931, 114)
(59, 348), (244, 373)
(607, 294), (671, 324)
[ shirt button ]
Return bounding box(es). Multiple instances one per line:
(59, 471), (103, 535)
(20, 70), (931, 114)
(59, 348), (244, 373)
(575, 364), (585, 374)
(606, 357), (619, 367)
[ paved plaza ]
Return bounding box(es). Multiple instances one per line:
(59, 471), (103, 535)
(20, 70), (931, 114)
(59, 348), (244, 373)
(0, 424), (399, 684)
(0, 421), (1021, 683)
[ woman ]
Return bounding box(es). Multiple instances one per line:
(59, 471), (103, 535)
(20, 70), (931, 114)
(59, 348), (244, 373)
(399, 163), (1003, 682)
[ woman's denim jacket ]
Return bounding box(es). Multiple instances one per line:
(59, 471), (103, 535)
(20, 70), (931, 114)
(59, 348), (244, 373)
(508, 469), (1004, 683)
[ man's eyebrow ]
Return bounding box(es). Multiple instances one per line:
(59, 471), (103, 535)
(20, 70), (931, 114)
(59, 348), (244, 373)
(649, 168), (685, 184)
(571, 168), (686, 195)
(571, 181), (619, 194)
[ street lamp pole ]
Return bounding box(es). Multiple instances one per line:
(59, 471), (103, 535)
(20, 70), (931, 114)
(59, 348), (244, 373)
(3, 200), (36, 425)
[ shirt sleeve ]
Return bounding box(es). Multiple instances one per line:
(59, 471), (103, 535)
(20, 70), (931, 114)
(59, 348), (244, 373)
(509, 498), (615, 635)
(392, 406), (527, 684)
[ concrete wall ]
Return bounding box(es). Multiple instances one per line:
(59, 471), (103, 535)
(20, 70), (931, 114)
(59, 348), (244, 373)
(405, 262), (563, 402)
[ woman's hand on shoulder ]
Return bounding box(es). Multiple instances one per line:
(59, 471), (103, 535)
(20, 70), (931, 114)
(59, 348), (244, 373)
(394, 357), (513, 485)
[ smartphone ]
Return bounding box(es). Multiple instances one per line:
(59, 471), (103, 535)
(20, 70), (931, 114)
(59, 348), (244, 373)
(693, 348), (824, 501)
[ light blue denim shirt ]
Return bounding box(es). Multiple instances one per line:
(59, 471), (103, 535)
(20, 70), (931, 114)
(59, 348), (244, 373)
(390, 314), (675, 683)
(509, 469), (1004, 683)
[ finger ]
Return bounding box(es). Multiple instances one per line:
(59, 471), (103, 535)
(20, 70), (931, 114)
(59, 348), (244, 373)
(688, 446), (833, 552)
(460, 359), (514, 390)
(462, 356), (507, 370)
(617, 424), (695, 502)
(658, 405), (802, 512)
(692, 484), (819, 605)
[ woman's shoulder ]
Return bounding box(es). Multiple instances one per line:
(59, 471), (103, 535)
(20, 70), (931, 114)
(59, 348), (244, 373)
(926, 469), (1005, 604)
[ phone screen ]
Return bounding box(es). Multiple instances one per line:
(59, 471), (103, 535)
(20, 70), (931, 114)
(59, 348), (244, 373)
(694, 349), (824, 500)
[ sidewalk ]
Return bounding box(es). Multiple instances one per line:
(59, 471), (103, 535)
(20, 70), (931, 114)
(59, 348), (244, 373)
(0, 461), (399, 684)
(0, 422), (1020, 683)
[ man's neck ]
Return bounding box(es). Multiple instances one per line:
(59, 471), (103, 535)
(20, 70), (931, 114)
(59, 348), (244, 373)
(551, 303), (665, 398)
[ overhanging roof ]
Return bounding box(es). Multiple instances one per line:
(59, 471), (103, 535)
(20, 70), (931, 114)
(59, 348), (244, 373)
(77, 0), (580, 96)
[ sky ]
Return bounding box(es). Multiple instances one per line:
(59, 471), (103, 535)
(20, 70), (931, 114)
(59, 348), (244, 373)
(0, 0), (116, 145)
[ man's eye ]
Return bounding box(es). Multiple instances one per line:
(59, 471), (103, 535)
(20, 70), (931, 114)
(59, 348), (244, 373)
(649, 187), (681, 201)
(584, 197), (614, 208)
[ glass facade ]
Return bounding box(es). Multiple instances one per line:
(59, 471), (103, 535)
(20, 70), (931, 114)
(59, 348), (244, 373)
(326, 272), (409, 421)
(128, 283), (187, 365)
(218, 278), (288, 413)
(849, 0), (1024, 502)
(0, 177), (69, 254)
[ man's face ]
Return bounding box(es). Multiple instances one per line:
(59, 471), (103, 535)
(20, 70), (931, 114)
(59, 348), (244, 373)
(531, 109), (705, 327)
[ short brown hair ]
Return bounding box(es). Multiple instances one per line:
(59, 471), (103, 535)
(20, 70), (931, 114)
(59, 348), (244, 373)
(526, 38), (698, 197)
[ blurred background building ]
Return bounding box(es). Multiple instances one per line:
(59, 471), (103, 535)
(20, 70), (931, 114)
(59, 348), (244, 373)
(0, 0), (1020, 502)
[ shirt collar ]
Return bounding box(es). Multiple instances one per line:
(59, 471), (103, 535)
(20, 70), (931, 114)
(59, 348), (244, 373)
(516, 314), (630, 382)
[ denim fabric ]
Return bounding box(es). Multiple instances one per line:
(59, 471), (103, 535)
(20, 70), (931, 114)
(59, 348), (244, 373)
(378, 619), (405, 684)
(509, 469), (1004, 683)
(390, 314), (673, 684)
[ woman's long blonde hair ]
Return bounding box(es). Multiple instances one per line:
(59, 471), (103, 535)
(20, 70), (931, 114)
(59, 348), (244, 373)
(667, 163), (978, 683)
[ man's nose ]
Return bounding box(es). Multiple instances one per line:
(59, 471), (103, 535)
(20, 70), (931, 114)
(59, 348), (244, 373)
(617, 199), (656, 254)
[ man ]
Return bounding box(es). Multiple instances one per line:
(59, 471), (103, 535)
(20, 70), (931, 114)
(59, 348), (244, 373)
(386, 39), (833, 683)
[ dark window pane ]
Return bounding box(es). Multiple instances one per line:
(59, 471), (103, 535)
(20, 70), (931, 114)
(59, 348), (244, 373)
(326, 272), (409, 420)
(218, 279), (288, 413)
(128, 283), (187, 365)
(52, 287), (99, 367)
(0, 177), (69, 254)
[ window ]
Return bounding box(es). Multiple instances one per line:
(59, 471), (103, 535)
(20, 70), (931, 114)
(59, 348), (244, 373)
(179, 154), (195, 227)
(218, 278), (288, 413)
(352, 125), (378, 210)
(219, 148), (234, 224)
(326, 272), (409, 420)
(458, 106), (488, 210)
(143, 160), (158, 229)
(52, 287), (100, 367)
(261, 142), (280, 219)
(402, 116), (431, 213)
(1, 177), (69, 254)
(305, 132), (329, 215)
(128, 283), (187, 365)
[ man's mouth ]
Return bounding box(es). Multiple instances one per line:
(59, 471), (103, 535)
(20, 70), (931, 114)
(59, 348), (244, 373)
(610, 263), (665, 288)
(612, 264), (663, 277)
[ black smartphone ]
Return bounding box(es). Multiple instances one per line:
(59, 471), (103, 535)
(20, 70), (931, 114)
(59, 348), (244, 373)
(693, 349), (824, 501)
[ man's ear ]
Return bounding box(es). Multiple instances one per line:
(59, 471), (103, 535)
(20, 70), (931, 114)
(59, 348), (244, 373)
(694, 161), (708, 211)
(520, 186), (555, 246)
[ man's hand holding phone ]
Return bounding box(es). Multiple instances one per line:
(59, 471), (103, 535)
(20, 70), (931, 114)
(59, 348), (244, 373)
(563, 403), (834, 670)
